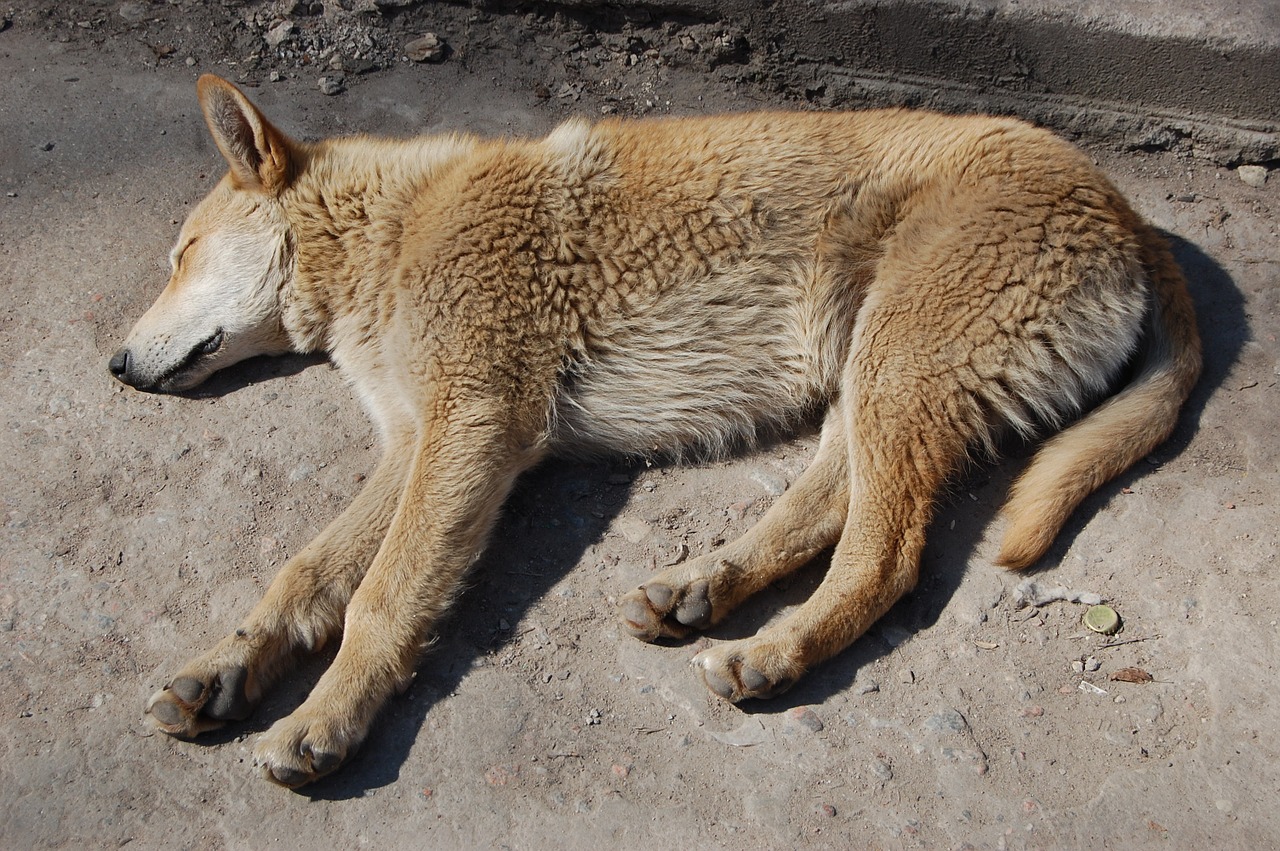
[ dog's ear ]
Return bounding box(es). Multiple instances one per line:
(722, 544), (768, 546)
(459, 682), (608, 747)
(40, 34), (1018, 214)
(196, 74), (296, 194)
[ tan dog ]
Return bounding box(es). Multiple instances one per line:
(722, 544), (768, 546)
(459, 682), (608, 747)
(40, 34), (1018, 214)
(111, 75), (1200, 787)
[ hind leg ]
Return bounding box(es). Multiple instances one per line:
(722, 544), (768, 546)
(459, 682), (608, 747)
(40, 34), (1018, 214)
(619, 406), (850, 640)
(145, 432), (415, 737)
(695, 298), (984, 700)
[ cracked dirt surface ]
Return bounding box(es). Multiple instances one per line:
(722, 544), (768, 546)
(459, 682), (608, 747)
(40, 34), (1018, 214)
(1, 2), (1277, 848)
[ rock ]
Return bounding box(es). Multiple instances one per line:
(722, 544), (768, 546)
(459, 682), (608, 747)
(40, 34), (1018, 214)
(749, 469), (787, 496)
(318, 75), (345, 96)
(406, 33), (446, 63)
(870, 759), (893, 781)
(264, 21), (295, 48)
(786, 706), (824, 732)
(1237, 165), (1268, 188)
(615, 517), (650, 544)
(118, 2), (147, 23)
(924, 708), (968, 734)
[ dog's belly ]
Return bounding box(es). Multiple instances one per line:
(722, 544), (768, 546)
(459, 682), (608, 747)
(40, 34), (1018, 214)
(550, 262), (853, 458)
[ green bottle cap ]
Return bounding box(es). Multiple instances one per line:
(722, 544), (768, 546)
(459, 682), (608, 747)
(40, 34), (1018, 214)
(1083, 604), (1121, 635)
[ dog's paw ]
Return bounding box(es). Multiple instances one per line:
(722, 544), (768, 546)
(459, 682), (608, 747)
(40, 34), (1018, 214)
(619, 574), (715, 642)
(692, 638), (802, 702)
(145, 663), (254, 737)
(252, 709), (357, 788)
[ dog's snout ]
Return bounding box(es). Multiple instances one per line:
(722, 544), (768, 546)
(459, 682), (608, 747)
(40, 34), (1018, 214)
(108, 348), (134, 384)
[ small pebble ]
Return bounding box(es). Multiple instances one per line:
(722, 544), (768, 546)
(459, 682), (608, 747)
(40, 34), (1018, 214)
(857, 679), (880, 695)
(1020, 705), (1044, 718)
(870, 759), (893, 781)
(898, 669), (915, 685)
(924, 708), (968, 734)
(405, 33), (446, 63)
(118, 2), (147, 22)
(749, 469), (787, 496)
(264, 21), (295, 48)
(820, 803), (837, 818)
(318, 75), (345, 96)
(787, 706), (824, 732)
(615, 517), (650, 544)
(1237, 165), (1268, 188)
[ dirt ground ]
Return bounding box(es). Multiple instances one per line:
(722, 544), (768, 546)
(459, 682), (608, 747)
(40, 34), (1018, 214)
(1, 2), (1277, 848)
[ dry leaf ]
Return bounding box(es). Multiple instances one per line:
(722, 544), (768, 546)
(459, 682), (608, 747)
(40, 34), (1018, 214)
(1110, 667), (1153, 684)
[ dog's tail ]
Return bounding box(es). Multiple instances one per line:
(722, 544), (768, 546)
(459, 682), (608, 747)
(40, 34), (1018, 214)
(995, 225), (1202, 570)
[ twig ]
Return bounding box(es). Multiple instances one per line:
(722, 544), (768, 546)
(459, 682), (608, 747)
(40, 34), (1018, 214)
(1097, 634), (1162, 649)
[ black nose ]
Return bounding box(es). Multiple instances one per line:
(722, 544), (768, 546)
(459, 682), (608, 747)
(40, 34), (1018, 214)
(108, 348), (132, 382)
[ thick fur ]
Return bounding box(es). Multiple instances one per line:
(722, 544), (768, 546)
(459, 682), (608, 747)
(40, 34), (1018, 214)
(112, 76), (1201, 787)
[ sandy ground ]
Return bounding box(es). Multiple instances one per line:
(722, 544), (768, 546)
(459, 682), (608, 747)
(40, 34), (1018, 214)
(1, 3), (1277, 848)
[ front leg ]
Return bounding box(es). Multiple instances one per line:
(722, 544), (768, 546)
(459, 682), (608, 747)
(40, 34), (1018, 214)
(145, 431), (415, 737)
(252, 395), (541, 787)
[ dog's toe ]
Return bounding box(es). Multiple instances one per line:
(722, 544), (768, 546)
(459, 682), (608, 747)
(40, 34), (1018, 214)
(145, 664), (255, 737)
(254, 711), (355, 789)
(694, 640), (802, 702)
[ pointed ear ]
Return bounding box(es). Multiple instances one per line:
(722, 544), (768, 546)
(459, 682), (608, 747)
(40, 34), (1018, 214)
(196, 74), (296, 193)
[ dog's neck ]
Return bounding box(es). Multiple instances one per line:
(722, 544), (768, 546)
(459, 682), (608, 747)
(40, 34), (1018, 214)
(278, 133), (482, 353)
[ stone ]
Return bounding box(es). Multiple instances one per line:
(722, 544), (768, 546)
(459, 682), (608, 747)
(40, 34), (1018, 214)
(924, 708), (968, 734)
(786, 706), (824, 732)
(1237, 165), (1268, 188)
(118, 3), (147, 23)
(264, 21), (295, 48)
(406, 33), (446, 63)
(615, 517), (650, 544)
(750, 469), (787, 496)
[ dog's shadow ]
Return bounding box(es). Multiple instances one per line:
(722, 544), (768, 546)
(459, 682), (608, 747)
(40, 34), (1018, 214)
(209, 232), (1243, 799)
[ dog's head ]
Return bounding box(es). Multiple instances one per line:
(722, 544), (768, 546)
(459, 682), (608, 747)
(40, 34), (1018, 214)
(109, 76), (299, 392)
